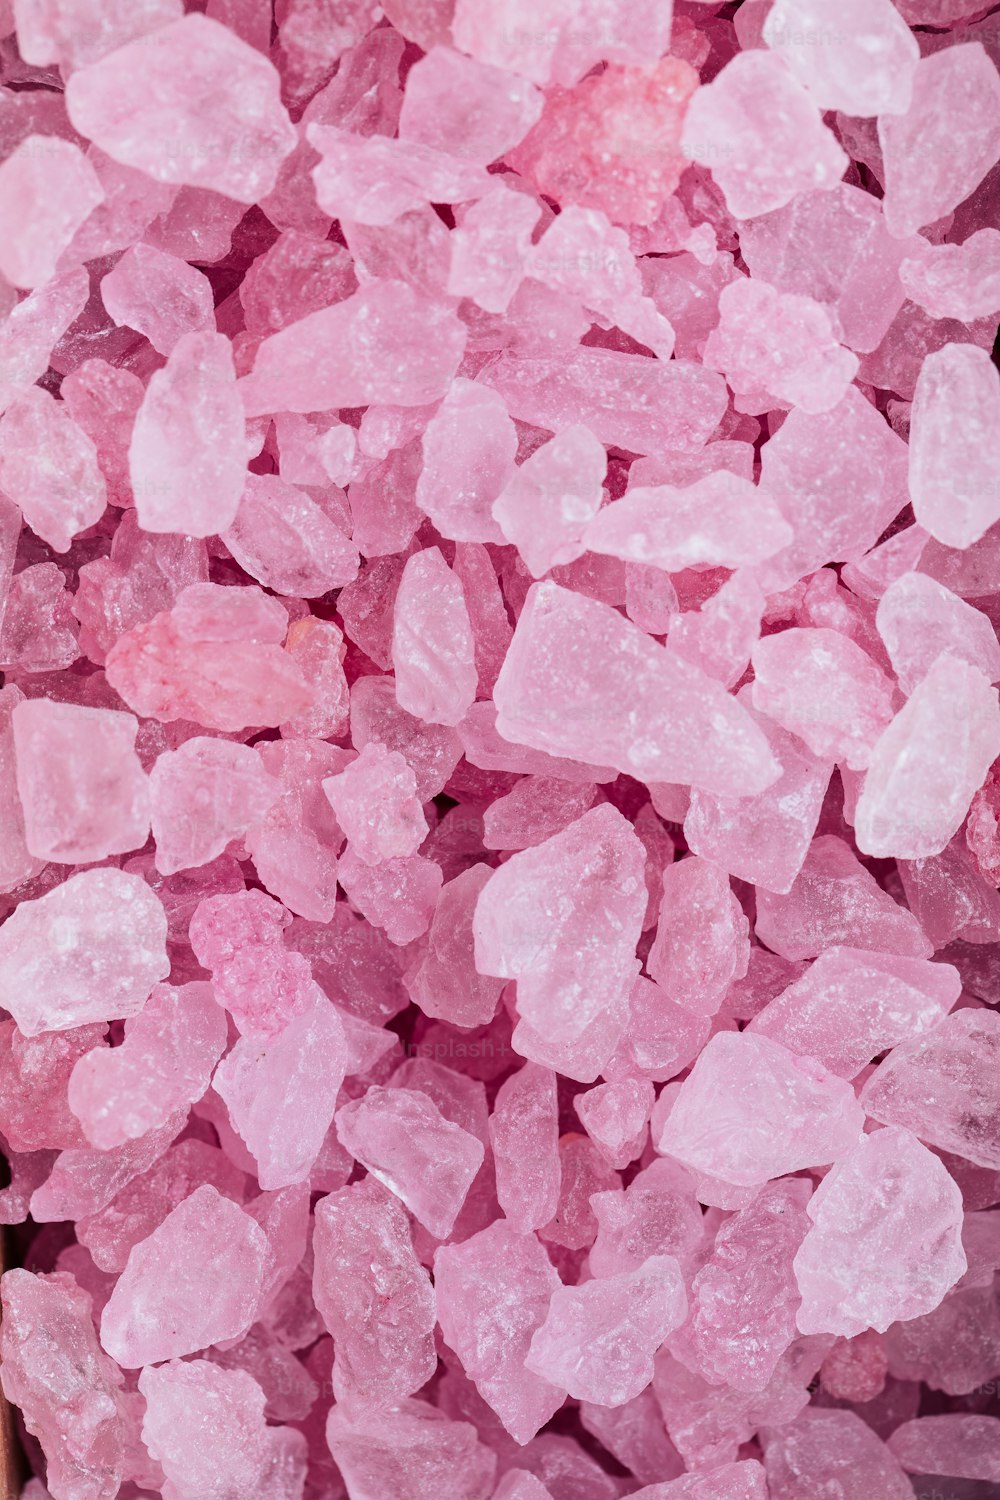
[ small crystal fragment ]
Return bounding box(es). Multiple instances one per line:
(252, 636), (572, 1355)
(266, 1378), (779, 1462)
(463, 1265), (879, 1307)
(493, 425), (607, 579)
(876, 570), (1000, 696)
(392, 547), (478, 727)
(150, 737), (279, 876)
(100, 243), (213, 355)
(908, 343), (1000, 551)
(0, 386), (107, 553)
(0, 136), (103, 290)
(323, 742), (428, 866)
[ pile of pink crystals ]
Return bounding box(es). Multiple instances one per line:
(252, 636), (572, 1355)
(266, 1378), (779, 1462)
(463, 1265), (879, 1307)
(2, 0), (1000, 1497)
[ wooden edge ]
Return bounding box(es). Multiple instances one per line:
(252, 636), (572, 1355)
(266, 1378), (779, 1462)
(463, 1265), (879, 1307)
(0, 1226), (23, 1500)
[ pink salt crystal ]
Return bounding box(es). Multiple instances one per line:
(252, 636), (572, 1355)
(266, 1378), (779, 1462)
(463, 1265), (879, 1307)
(447, 182), (542, 313)
(879, 46), (1000, 239)
(882, 1276), (1000, 1395)
(584, 471), (792, 571)
(392, 547), (478, 727)
(483, 777), (597, 853)
(495, 1474), (554, 1500)
(876, 570), (1000, 696)
(488, 1062), (560, 1233)
(0, 867), (167, 1036)
(313, 1175), (436, 1411)
(280, 617), (349, 739)
(239, 230), (357, 338)
(105, 582), (312, 732)
(494, 582), (780, 795)
(762, 1408), (913, 1500)
(659, 1031), (864, 1187)
(509, 58), (698, 227)
(30, 1108), (186, 1224)
(0, 561), (80, 673)
(676, 1179), (812, 1394)
(861, 1007), (1000, 1170)
(473, 803), (643, 1055)
(633, 1462), (768, 1499)
(223, 473), (358, 595)
(68, 981), (225, 1150)
(603, 975), (710, 1084)
(647, 857), (750, 1018)
(763, 0), (918, 117)
(337, 844), (442, 945)
(575, 1079), (653, 1168)
(149, 737), (279, 876)
(750, 626), (895, 772)
(0, 385), (106, 553)
(416, 381), (516, 544)
(451, 542), (512, 696)
(818, 1330), (888, 1402)
(526, 1255), (687, 1407)
(12, 697), (148, 863)
(0, 1269), (128, 1500)
(189, 887), (289, 969)
(327, 1400), (496, 1500)
(15, 0), (183, 70)
(794, 1128), (965, 1337)
(703, 278), (858, 416)
(407, 864), (505, 1029)
(458, 701), (614, 785)
(750, 948), (959, 1079)
(241, 279), (466, 416)
(244, 740), (346, 923)
(99, 243), (212, 356)
(129, 329), (246, 538)
(0, 135), (103, 290)
(101, 1184), (266, 1365)
(681, 51), (847, 220)
(214, 988), (348, 1187)
(754, 834), (932, 960)
(855, 654), (1000, 859)
(887, 1414), (1000, 1482)
(900, 229), (1000, 323)
(450, 0), (571, 84)
(323, 742), (428, 867)
(899, 835), (1000, 947)
(492, 425), (606, 579)
(399, 46), (543, 164)
(310, 123), (489, 225)
(908, 342), (1000, 550)
(578, 1388), (685, 1489)
(435, 1221), (566, 1442)
(65, 14), (296, 202)
(0, 1020), (105, 1152)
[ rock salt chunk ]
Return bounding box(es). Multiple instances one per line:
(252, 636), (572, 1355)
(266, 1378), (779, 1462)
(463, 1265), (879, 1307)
(877, 571), (1000, 695)
(324, 742), (427, 866)
(762, 1408), (914, 1500)
(338, 844), (442, 944)
(416, 380), (516, 544)
(435, 1221), (565, 1442)
(855, 654), (1000, 859)
(750, 948), (959, 1079)
(493, 425), (606, 579)
(335, 1085), (484, 1239)
(794, 1127), (966, 1336)
(65, 15), (296, 202)
(887, 1413), (1000, 1483)
(447, 182), (542, 313)
(489, 1062), (560, 1233)
(0, 136), (103, 289)
(310, 124), (490, 225)
(150, 737), (279, 876)
(224, 472), (359, 595)
(399, 46), (543, 164)
(0, 868), (167, 1036)
(603, 976), (709, 1085)
(407, 864), (504, 1028)
(483, 776), (597, 851)
(647, 857), (750, 1018)
(31, 1112), (186, 1224)
(0, 1020), (106, 1153)
(0, 386), (107, 553)
(326, 1400), (496, 1500)
(681, 51), (847, 220)
(139, 1359), (282, 1500)
(15, 0), (184, 71)
(861, 1008), (1000, 1170)
(900, 229), (1000, 323)
(908, 343), (1000, 551)
(100, 1184), (267, 1365)
(575, 1079), (653, 1168)
(214, 988), (348, 1188)
(526, 1256), (687, 1407)
(494, 582), (780, 795)
(763, 0), (918, 117)
(658, 1031), (864, 1187)
(633, 1463), (768, 1499)
(100, 243), (213, 355)
(12, 698), (148, 864)
(313, 1175), (436, 1412)
(130, 329), (246, 538)
(879, 46), (1000, 238)
(392, 547), (477, 727)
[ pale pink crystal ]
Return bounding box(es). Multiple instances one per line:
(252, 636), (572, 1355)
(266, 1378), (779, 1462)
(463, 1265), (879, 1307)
(603, 975), (710, 1084)
(658, 1031), (864, 1187)
(494, 1473), (554, 1500)
(526, 1256), (687, 1407)
(763, 0), (918, 117)
(149, 737), (279, 876)
(488, 1062), (560, 1233)
(762, 1409), (914, 1500)
(213, 987), (348, 1188)
(30, 1111), (186, 1224)
(65, 15), (296, 202)
(492, 425), (606, 579)
(310, 124), (490, 225)
(794, 1127), (966, 1336)
(398, 45), (542, 163)
(0, 386), (107, 553)
(879, 45), (1000, 239)
(435, 1221), (566, 1443)
(583, 471), (791, 571)
(335, 1084), (485, 1239)
(0, 1269), (128, 1500)
(0, 561), (80, 673)
(484, 777), (597, 852)
(876, 570), (1000, 697)
(129, 329), (246, 538)
(0, 868), (168, 1036)
(575, 1079), (653, 1168)
(323, 742), (428, 867)
(0, 136), (103, 289)
(313, 1175), (436, 1411)
(15, 0), (184, 70)
(337, 844), (443, 944)
(12, 698), (149, 863)
(749, 947), (959, 1078)
(244, 740), (346, 922)
(708, 278), (859, 415)
(223, 472), (359, 594)
(326, 1400), (496, 1500)
(416, 380), (516, 543)
(854, 654), (1000, 859)
(447, 183), (542, 313)
(493, 582), (780, 795)
(68, 981), (224, 1150)
(281, 616), (350, 739)
(100, 1184), (267, 1365)
(105, 582), (312, 732)
(407, 864), (504, 1028)
(900, 230), (1000, 323)
(647, 856), (750, 1017)
(861, 1008), (1000, 1170)
(632, 1462), (768, 1499)
(908, 343), (1000, 550)
(681, 51), (847, 220)
(392, 547), (478, 727)
(887, 1414), (1000, 1483)
(100, 243), (213, 355)
(0, 1019), (106, 1153)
